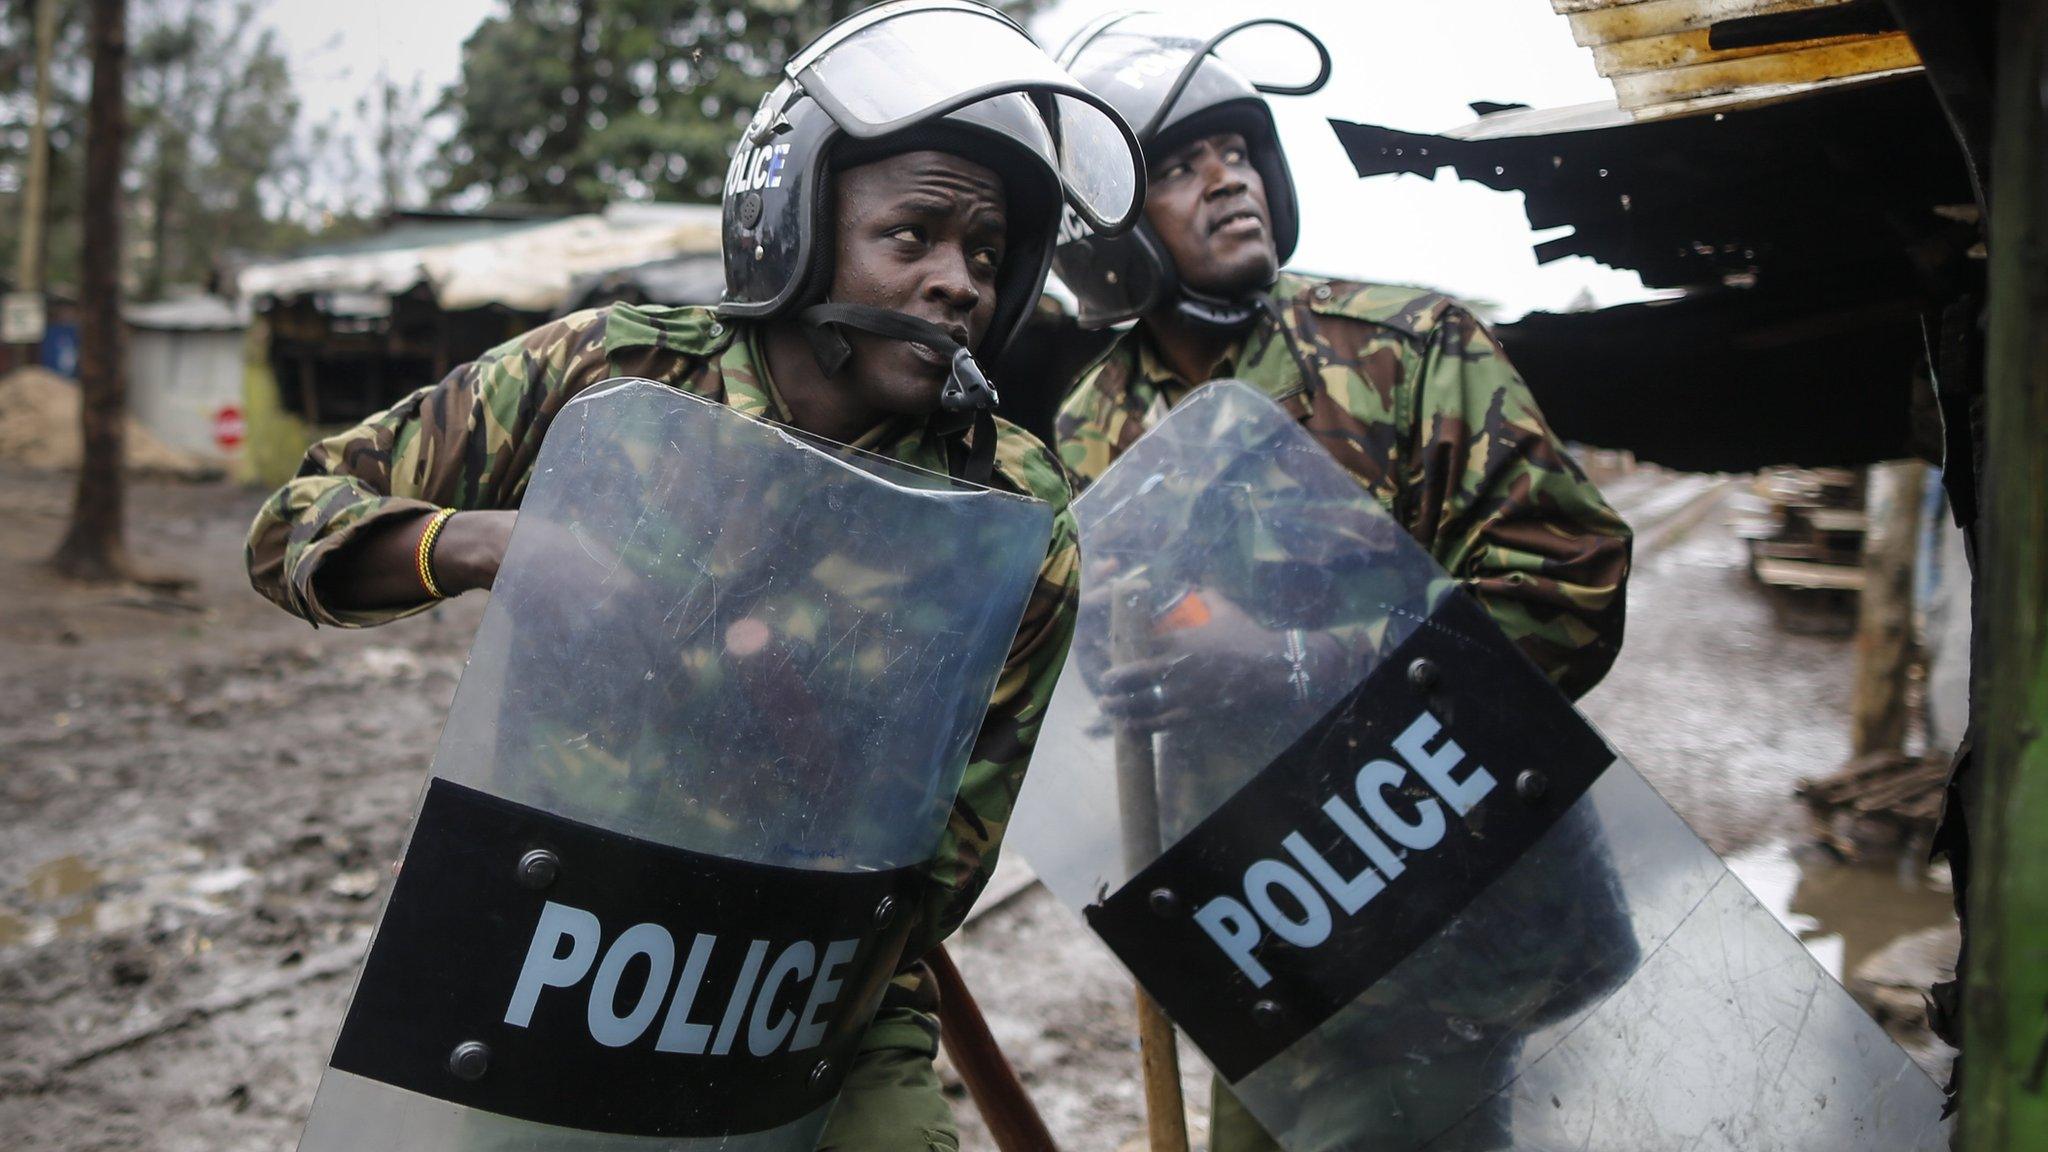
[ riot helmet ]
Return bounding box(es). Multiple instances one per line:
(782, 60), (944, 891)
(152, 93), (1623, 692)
(717, 0), (1146, 414)
(1054, 13), (1330, 329)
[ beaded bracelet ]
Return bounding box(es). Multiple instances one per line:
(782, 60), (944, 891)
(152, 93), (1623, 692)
(416, 509), (457, 599)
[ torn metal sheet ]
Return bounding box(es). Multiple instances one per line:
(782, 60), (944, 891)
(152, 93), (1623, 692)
(1332, 75), (1973, 291)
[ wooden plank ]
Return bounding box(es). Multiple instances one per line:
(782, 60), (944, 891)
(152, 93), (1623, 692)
(1753, 554), (1866, 589)
(1562, 0), (1824, 45)
(1609, 34), (1922, 106)
(1803, 508), (1870, 533)
(1592, 27), (1878, 75)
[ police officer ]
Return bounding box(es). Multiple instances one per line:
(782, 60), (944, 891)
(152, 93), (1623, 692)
(245, 5), (1145, 1148)
(1055, 13), (1628, 730)
(1049, 14), (1633, 1151)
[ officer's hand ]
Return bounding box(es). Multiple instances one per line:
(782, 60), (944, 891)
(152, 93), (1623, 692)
(431, 510), (517, 597)
(1097, 589), (1347, 730)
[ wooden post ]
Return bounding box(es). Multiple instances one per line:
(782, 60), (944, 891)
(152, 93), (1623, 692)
(1109, 586), (1191, 1152)
(1849, 458), (1927, 757)
(1961, 0), (2048, 1146)
(930, 946), (1060, 1152)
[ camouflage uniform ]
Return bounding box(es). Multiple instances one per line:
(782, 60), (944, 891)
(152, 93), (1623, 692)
(247, 303), (1080, 1152)
(1057, 273), (1632, 1152)
(1057, 272), (1630, 700)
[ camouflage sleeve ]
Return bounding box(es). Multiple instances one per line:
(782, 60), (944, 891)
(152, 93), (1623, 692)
(1052, 353), (1129, 491)
(870, 452), (1080, 1044)
(244, 310), (613, 628)
(917, 501), (1079, 945)
(1403, 308), (1632, 699)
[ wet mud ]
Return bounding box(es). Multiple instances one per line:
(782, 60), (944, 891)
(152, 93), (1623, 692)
(0, 467), (1956, 1152)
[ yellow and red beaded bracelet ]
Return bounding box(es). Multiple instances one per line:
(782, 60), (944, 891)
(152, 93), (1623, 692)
(416, 509), (457, 599)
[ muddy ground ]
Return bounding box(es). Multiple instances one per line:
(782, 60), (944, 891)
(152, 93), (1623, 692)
(0, 465), (1956, 1151)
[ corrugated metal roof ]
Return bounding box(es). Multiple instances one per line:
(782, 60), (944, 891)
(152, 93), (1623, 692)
(236, 203), (723, 313)
(1549, 0), (1923, 119)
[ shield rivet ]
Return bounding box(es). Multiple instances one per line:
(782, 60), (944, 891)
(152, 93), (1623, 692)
(754, 244), (766, 260)
(1406, 658), (1441, 692)
(1252, 1000), (1284, 1029)
(810, 1059), (834, 1088)
(1313, 285), (1332, 300)
(873, 895), (897, 929)
(1105, 270), (1119, 284)
(1516, 770), (1549, 803)
(516, 849), (560, 890)
(448, 1040), (491, 1082)
(1148, 887), (1181, 917)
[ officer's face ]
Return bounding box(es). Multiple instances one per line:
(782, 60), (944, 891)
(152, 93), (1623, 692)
(831, 151), (1008, 415)
(1143, 132), (1276, 299)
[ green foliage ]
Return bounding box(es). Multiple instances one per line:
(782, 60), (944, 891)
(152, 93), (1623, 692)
(434, 0), (1044, 211)
(0, 0), (328, 296)
(130, 0), (300, 297)
(0, 0), (90, 289)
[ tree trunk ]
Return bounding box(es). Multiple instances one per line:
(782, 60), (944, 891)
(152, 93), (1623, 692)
(15, 0), (58, 295)
(143, 133), (175, 302)
(51, 0), (130, 583)
(558, 0), (596, 209)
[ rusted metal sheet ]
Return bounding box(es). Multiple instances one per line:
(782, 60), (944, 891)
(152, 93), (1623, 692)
(1547, 0), (1923, 117)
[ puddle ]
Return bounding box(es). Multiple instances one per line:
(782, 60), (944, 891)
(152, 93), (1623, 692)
(25, 855), (101, 901)
(1, 848), (254, 950)
(1727, 840), (1956, 981)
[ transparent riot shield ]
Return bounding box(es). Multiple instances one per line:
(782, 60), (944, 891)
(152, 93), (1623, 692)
(1009, 381), (1946, 1151)
(300, 379), (1052, 1151)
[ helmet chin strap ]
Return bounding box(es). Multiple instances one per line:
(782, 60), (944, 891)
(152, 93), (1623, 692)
(1172, 283), (1265, 332)
(797, 301), (1002, 484)
(798, 302), (1001, 412)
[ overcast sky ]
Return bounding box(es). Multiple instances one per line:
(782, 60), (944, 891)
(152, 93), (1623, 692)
(258, 0), (1650, 318)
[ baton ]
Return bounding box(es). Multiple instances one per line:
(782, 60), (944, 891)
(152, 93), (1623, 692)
(932, 945), (1060, 1152)
(1109, 585), (1192, 1152)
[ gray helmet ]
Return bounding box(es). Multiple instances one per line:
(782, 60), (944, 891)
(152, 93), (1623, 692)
(716, 1), (1146, 412)
(1054, 13), (1330, 329)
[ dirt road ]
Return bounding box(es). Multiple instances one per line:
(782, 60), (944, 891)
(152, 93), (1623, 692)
(0, 466), (1949, 1152)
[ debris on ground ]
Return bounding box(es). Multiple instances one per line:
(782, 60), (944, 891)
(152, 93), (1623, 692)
(0, 367), (222, 480)
(1729, 467), (1866, 632)
(1797, 751), (1949, 860)
(1851, 921), (1960, 1075)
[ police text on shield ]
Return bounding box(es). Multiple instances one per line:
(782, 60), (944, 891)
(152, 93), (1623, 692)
(1193, 710), (1496, 987)
(503, 903), (859, 1056)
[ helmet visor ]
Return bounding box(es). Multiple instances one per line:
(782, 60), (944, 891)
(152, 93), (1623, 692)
(791, 2), (1146, 234)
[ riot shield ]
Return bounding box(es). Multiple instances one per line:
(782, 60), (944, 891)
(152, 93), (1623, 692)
(299, 378), (1052, 1151)
(1009, 381), (1946, 1151)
